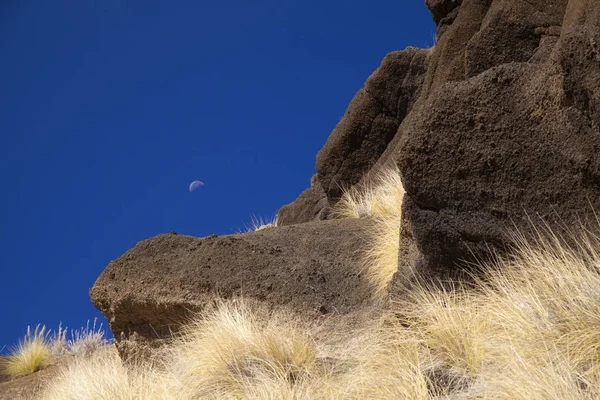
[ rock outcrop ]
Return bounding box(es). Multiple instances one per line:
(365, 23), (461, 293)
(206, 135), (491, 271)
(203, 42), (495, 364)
(393, 0), (600, 274)
(90, 219), (375, 360)
(282, 0), (600, 278)
(278, 46), (430, 225)
(91, 0), (600, 363)
(277, 174), (330, 226)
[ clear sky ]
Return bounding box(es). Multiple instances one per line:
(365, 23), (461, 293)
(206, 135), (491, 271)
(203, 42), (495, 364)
(0, 0), (435, 351)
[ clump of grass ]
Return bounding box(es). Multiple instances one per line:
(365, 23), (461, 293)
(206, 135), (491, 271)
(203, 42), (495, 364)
(3, 319), (110, 379)
(5, 325), (52, 377)
(397, 286), (497, 391)
(167, 300), (319, 398)
(40, 348), (176, 400)
(364, 214), (404, 298)
(67, 318), (109, 356)
(334, 164), (404, 219)
(335, 164), (406, 298)
(342, 324), (431, 399)
(49, 323), (68, 356)
(37, 219), (600, 399)
(245, 215), (278, 232)
(390, 222), (600, 397)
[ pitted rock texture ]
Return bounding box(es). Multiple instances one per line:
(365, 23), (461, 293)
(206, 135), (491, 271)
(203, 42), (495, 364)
(278, 47), (429, 224)
(313, 47), (430, 202)
(90, 219), (375, 360)
(277, 174), (330, 226)
(391, 0), (600, 274)
(282, 0), (600, 277)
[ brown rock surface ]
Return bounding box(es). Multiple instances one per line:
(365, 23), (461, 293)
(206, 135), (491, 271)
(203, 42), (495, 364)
(88, 0), (600, 364)
(0, 356), (61, 400)
(90, 219), (375, 360)
(315, 47), (430, 201)
(281, 0), (600, 278)
(279, 46), (430, 224)
(277, 174), (330, 226)
(390, 0), (600, 274)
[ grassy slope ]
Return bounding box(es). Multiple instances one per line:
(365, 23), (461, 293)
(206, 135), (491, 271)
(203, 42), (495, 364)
(8, 166), (600, 398)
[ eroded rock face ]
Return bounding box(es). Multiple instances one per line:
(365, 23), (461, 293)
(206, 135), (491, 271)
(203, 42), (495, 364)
(316, 47), (430, 202)
(278, 47), (430, 225)
(277, 175), (330, 226)
(426, 0), (463, 38)
(281, 0), (600, 278)
(91, 0), (600, 363)
(90, 219), (375, 360)
(391, 0), (600, 274)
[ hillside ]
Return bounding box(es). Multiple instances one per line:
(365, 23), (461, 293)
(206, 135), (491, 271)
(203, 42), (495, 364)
(2, 0), (600, 398)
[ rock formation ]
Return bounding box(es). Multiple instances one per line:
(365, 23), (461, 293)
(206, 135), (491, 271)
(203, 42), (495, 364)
(282, 0), (600, 277)
(90, 219), (375, 360)
(90, 0), (600, 362)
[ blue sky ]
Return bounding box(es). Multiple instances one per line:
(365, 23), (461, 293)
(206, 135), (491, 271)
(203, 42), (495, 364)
(0, 0), (435, 350)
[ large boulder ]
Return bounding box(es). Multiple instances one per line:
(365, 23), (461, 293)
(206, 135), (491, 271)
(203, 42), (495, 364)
(90, 219), (375, 360)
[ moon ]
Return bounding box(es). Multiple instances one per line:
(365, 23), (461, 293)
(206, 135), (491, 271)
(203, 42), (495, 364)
(189, 180), (204, 192)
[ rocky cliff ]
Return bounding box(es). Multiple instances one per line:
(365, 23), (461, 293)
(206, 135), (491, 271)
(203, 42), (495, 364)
(281, 0), (600, 277)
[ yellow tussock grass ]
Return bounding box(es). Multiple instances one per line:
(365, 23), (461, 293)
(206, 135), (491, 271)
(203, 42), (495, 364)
(40, 348), (177, 400)
(38, 220), (600, 398)
(245, 215), (278, 232)
(335, 164), (406, 298)
(167, 300), (319, 398)
(5, 325), (52, 377)
(334, 164), (404, 219)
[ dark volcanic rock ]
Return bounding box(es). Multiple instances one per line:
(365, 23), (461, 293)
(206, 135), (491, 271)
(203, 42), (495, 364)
(277, 175), (330, 226)
(283, 0), (600, 279)
(89, 0), (600, 364)
(315, 47), (430, 201)
(391, 0), (600, 275)
(90, 219), (375, 360)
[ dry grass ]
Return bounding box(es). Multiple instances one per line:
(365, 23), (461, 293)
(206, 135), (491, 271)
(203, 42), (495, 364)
(335, 164), (406, 298)
(67, 318), (109, 355)
(334, 164), (404, 219)
(399, 287), (496, 388)
(40, 348), (177, 400)
(167, 300), (321, 399)
(3, 320), (110, 379)
(32, 218), (600, 399)
(364, 214), (405, 298)
(245, 215), (278, 232)
(388, 223), (600, 397)
(341, 325), (431, 400)
(5, 325), (52, 377)
(4, 325), (51, 377)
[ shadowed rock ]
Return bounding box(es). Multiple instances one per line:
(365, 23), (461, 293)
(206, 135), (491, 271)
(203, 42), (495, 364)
(280, 0), (600, 279)
(316, 47), (430, 202)
(90, 219), (375, 360)
(389, 0), (600, 275)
